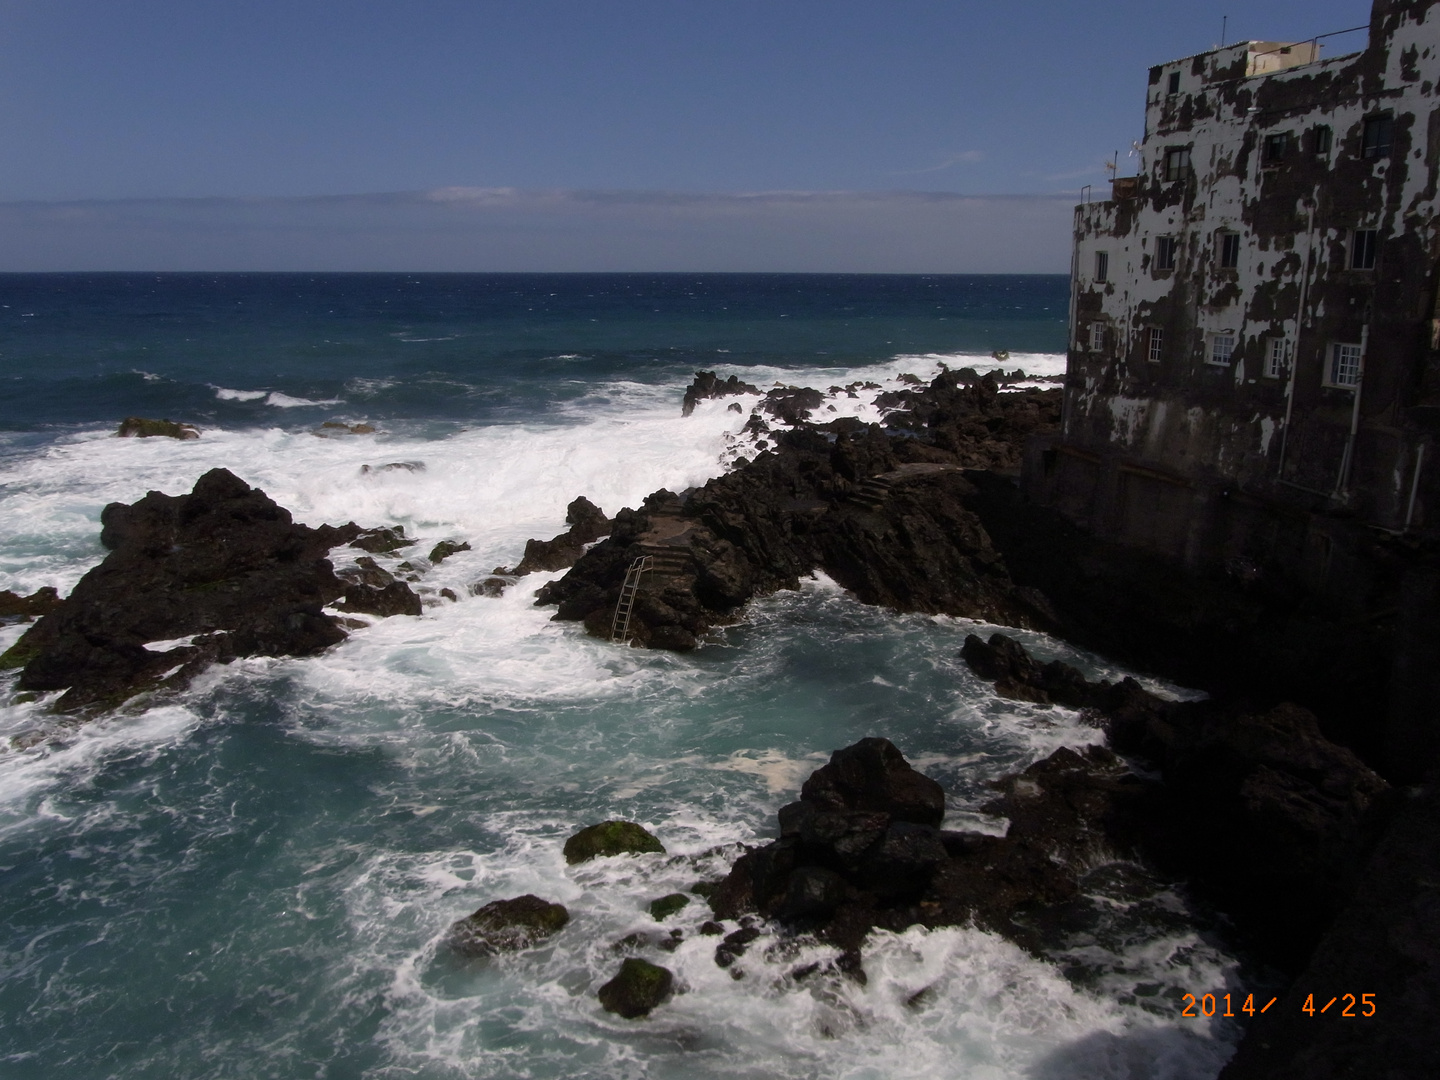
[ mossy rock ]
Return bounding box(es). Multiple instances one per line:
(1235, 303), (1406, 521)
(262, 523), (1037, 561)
(0, 633), (41, 671)
(117, 417), (200, 439)
(649, 893), (691, 921)
(597, 957), (675, 1019)
(429, 540), (472, 564)
(445, 894), (570, 957)
(563, 820), (665, 864)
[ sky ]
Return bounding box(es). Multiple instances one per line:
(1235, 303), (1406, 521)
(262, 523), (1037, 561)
(0, 0), (1376, 271)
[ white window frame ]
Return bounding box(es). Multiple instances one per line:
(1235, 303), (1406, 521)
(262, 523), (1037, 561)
(1264, 336), (1287, 378)
(1089, 321), (1107, 352)
(1327, 342), (1363, 388)
(1162, 146), (1191, 182)
(1208, 332), (1236, 366)
(1155, 235), (1178, 271)
(1147, 326), (1164, 363)
(1218, 231), (1241, 269)
(1094, 251), (1109, 282)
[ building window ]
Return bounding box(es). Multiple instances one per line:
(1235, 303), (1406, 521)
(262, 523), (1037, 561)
(1162, 146), (1191, 182)
(1328, 342), (1363, 387)
(1167, 71), (1181, 95)
(1312, 125), (1333, 155)
(1155, 235), (1178, 271)
(1148, 327), (1164, 363)
(1218, 231), (1241, 269)
(1208, 332), (1236, 366)
(1361, 115), (1394, 159)
(1265, 337), (1287, 378)
(1350, 229), (1378, 270)
(1262, 132), (1291, 167)
(1089, 321), (1107, 352)
(1095, 251), (1109, 282)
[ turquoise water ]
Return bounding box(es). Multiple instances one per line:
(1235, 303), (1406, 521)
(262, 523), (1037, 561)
(0, 275), (1243, 1079)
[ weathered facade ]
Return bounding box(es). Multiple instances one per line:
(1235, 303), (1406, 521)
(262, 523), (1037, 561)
(1027, 0), (1440, 585)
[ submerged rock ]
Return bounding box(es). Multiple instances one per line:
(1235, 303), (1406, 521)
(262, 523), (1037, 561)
(597, 958), (674, 1018)
(116, 416), (200, 439)
(445, 895), (570, 957)
(563, 820), (666, 864)
(428, 540), (472, 564)
(648, 893), (690, 921)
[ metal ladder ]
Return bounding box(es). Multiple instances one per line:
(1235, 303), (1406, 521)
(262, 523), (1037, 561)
(609, 555), (652, 645)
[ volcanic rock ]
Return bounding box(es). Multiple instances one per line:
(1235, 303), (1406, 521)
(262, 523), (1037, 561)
(0, 468), (416, 711)
(445, 894), (570, 957)
(681, 370), (761, 417)
(428, 540), (472, 563)
(597, 957), (674, 1018)
(563, 820), (666, 864)
(0, 587), (60, 622)
(510, 497), (612, 576)
(116, 417), (200, 439)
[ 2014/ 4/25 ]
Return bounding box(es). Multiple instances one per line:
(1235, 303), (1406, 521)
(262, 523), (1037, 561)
(1179, 993), (1377, 1017)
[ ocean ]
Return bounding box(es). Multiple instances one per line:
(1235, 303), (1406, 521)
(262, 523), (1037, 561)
(0, 274), (1246, 1079)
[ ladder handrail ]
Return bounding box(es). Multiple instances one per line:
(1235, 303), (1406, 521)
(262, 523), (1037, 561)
(609, 555), (653, 645)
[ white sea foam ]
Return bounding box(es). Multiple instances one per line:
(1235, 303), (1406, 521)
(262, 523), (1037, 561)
(211, 386), (344, 407)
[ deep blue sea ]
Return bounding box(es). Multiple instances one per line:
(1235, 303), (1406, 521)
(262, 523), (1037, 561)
(0, 274), (1243, 1079)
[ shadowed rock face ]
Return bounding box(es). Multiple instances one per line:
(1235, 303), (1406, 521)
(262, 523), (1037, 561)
(1, 468), (419, 711)
(534, 373), (1062, 650)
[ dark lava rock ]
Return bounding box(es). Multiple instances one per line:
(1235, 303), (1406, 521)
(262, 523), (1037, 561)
(800, 737), (946, 826)
(445, 894), (570, 957)
(649, 893), (690, 921)
(351, 525), (416, 554)
(760, 386), (825, 425)
(0, 468), (384, 710)
(428, 540), (472, 563)
(563, 820), (666, 864)
(117, 417), (199, 439)
(0, 587), (60, 623)
(333, 557), (423, 617)
(682, 370), (761, 417)
(510, 497), (612, 576)
(963, 634), (1395, 971)
(1220, 775), (1440, 1080)
(714, 926), (762, 968)
(597, 957), (675, 1018)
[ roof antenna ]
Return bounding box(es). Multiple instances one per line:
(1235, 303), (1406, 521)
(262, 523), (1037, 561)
(1221, 15), (1228, 47)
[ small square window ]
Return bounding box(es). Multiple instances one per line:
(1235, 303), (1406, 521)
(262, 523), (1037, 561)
(1361, 115), (1394, 160)
(1265, 337), (1287, 378)
(1312, 125), (1333, 155)
(1219, 232), (1241, 269)
(1094, 251), (1109, 282)
(1089, 321), (1107, 352)
(1155, 235), (1178, 271)
(1262, 132), (1291, 166)
(1328, 342), (1363, 386)
(1167, 71), (1181, 95)
(1162, 147), (1191, 182)
(1350, 229), (1378, 270)
(1208, 333), (1236, 366)
(1147, 327), (1164, 363)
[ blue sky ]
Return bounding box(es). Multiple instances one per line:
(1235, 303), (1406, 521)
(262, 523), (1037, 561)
(0, 0), (1375, 270)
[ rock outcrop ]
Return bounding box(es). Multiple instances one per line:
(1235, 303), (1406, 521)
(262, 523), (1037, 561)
(116, 417), (200, 439)
(963, 633), (1395, 970)
(535, 373), (1060, 650)
(597, 957), (675, 1018)
(0, 587), (60, 622)
(563, 820), (666, 864)
(0, 469), (420, 711)
(681, 370), (760, 417)
(445, 895), (570, 957)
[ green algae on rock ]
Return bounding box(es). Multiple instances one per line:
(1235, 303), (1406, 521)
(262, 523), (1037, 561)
(445, 894), (570, 957)
(597, 957), (675, 1019)
(563, 820), (665, 864)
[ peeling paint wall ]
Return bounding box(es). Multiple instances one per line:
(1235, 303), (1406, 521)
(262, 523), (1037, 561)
(1039, 0), (1440, 566)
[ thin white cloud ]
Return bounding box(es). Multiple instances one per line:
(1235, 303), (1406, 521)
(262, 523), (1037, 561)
(0, 188), (1074, 273)
(889, 151), (987, 176)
